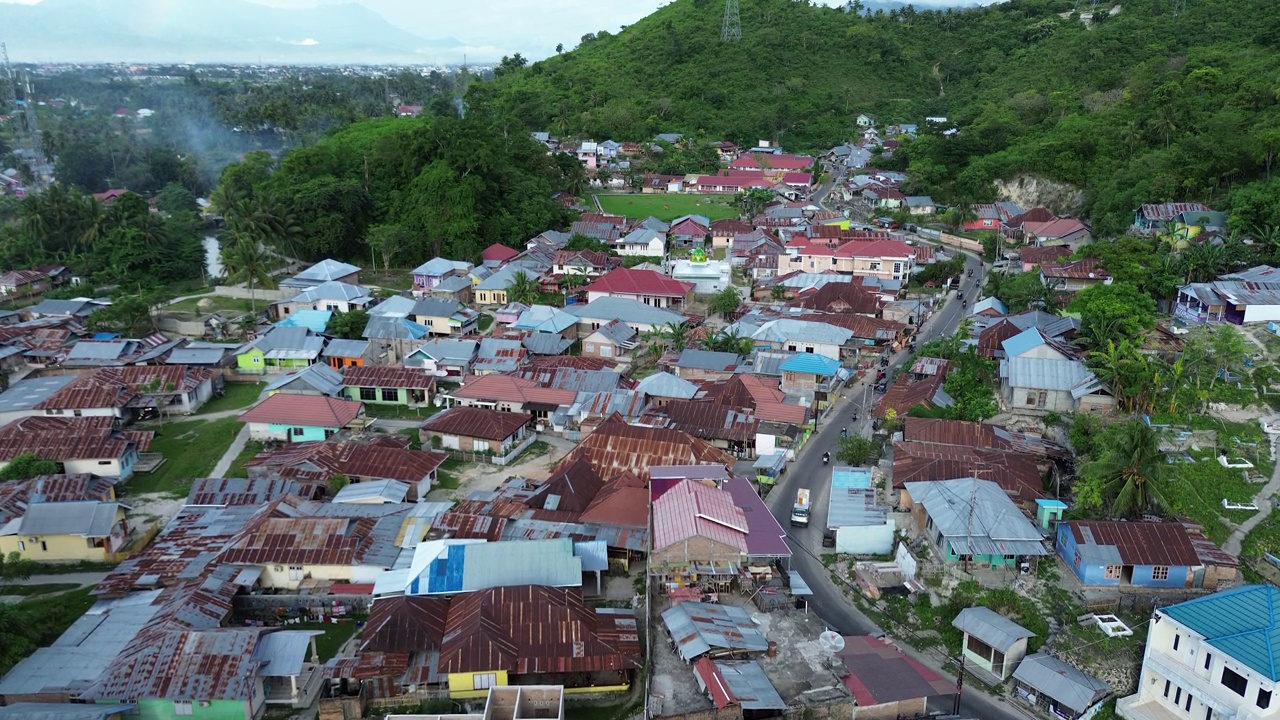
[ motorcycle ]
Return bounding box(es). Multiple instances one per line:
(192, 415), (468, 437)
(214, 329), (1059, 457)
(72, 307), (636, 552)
(822, 452), (830, 465)
(852, 411), (859, 422)
(840, 427), (848, 438)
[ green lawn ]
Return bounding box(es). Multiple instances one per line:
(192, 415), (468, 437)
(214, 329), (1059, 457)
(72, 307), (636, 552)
(225, 440), (265, 479)
(196, 382), (263, 415)
(293, 621), (360, 662)
(127, 417), (244, 497)
(595, 193), (741, 222)
(0, 583), (81, 596)
(362, 403), (444, 420)
(361, 269), (414, 291)
(166, 296), (258, 315)
(435, 458), (465, 489)
(478, 313), (494, 332)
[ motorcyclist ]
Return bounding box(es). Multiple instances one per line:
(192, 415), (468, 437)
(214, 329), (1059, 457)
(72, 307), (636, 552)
(822, 452), (830, 464)
(841, 427), (848, 437)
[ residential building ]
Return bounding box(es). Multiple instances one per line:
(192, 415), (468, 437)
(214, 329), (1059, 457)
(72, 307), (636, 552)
(404, 338), (479, 377)
(875, 373), (954, 420)
(671, 349), (742, 381)
(744, 318), (854, 362)
(510, 305), (579, 338)
(1022, 218), (1092, 249)
(650, 480), (748, 588)
(553, 414), (734, 480)
(952, 606), (1034, 682)
(412, 257), (474, 293)
(1119, 585), (1280, 720)
(409, 298), (480, 336)
(481, 243), (520, 269)
(26, 297), (108, 320)
(1001, 355), (1114, 414)
(788, 238), (917, 281)
(614, 227), (667, 258)
(554, 249), (614, 279)
(279, 258), (360, 289)
(33, 365), (218, 419)
(237, 394), (364, 442)
(274, 281), (373, 317)
(1020, 245), (1073, 272)
(473, 337), (527, 375)
(341, 366), (436, 407)
(0, 268), (47, 298)
(836, 635), (955, 719)
(448, 374), (575, 417)
(892, 440), (1048, 505)
(1132, 202), (1213, 236)
(1041, 257), (1113, 293)
(237, 326), (324, 375)
(903, 196), (936, 215)
(322, 338), (380, 369)
(780, 352), (843, 395)
(566, 297), (687, 334)
(826, 466), (894, 555)
(1057, 520), (1238, 590)
(246, 441), (445, 501)
(1013, 653), (1110, 720)
(0, 499), (130, 561)
(0, 416), (151, 479)
(418, 404), (529, 455)
(787, 280), (883, 315)
(902, 478), (1050, 567)
(474, 266), (541, 305)
(1177, 265), (1280, 325)
(264, 364), (345, 397)
(582, 268), (694, 308)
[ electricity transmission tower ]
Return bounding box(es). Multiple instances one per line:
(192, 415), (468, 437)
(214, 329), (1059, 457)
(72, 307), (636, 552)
(1169, 0), (1187, 17)
(721, 0), (741, 42)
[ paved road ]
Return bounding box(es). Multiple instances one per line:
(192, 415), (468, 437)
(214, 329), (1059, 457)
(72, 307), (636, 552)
(761, 250), (1025, 720)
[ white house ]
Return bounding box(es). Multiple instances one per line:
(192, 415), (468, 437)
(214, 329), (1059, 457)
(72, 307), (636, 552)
(1118, 585), (1280, 720)
(614, 228), (666, 257)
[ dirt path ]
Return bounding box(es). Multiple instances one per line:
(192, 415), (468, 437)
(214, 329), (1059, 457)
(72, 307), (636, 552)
(427, 435), (576, 500)
(1224, 435), (1280, 556)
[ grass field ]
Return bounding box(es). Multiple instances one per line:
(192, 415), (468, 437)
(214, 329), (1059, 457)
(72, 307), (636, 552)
(128, 417), (243, 496)
(292, 621), (360, 662)
(167, 296), (258, 315)
(195, 382), (262, 415)
(594, 193), (741, 222)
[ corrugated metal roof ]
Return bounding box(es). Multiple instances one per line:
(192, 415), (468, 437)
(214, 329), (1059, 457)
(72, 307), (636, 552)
(1162, 585), (1280, 681)
(722, 476), (790, 558)
(566, 296), (686, 328)
(239, 394), (362, 427)
(322, 339), (371, 358)
(1012, 653), (1109, 714)
(661, 602), (768, 661)
(522, 332), (573, 355)
(0, 416), (150, 464)
(264, 364), (343, 396)
(952, 606), (1035, 651)
(0, 373), (78, 412)
(652, 480), (747, 554)
(12, 500), (125, 537)
(332, 479), (410, 504)
(421, 406), (532, 442)
(714, 660), (787, 710)
(779, 352), (841, 376)
(677, 349), (742, 372)
(275, 309), (332, 333)
(635, 372), (698, 399)
(837, 634), (953, 706)
(287, 280), (371, 303)
(554, 415), (734, 480)
(1064, 520), (1205, 567)
(903, 479), (1049, 557)
(287, 258), (360, 284)
(363, 316), (429, 341)
(342, 365), (436, 390)
(253, 629), (324, 677)
(0, 703), (137, 720)
(1003, 356), (1098, 393)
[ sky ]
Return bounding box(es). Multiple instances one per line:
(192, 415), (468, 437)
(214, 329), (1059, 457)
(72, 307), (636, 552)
(0, 0), (995, 61)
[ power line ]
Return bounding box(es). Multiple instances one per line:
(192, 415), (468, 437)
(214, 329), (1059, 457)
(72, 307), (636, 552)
(721, 0), (742, 42)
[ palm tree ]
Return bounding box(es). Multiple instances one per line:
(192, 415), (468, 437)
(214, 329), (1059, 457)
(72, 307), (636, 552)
(506, 270), (541, 306)
(771, 284), (787, 301)
(1035, 276), (1064, 314)
(220, 234), (276, 314)
(1083, 420), (1167, 518)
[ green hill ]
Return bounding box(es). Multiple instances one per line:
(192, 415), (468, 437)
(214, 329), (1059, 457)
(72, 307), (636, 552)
(480, 0), (1280, 234)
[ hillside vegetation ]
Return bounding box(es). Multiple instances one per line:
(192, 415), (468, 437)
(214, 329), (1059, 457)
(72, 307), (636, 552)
(478, 0), (1280, 234)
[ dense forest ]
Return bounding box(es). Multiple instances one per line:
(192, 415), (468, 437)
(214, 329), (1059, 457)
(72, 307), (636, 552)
(479, 0), (1280, 235)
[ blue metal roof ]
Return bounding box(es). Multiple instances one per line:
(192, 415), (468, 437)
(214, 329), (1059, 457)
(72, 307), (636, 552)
(779, 352), (841, 376)
(1163, 585), (1280, 681)
(276, 309), (332, 333)
(1001, 328), (1048, 358)
(832, 466), (872, 490)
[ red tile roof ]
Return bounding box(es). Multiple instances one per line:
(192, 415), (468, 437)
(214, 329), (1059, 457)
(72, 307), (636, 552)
(582, 268), (695, 299)
(482, 243), (520, 263)
(238, 394), (363, 427)
(421, 406), (533, 442)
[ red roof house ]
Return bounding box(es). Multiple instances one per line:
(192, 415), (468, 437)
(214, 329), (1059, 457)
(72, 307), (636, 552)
(481, 243), (520, 266)
(583, 267), (694, 308)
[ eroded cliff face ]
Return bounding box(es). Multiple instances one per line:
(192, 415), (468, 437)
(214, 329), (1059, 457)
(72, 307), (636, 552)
(997, 175), (1085, 215)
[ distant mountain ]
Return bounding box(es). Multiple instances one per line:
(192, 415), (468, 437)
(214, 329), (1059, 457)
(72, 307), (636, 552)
(0, 0), (466, 63)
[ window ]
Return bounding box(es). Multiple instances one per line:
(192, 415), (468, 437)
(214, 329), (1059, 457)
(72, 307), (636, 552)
(381, 388), (398, 402)
(292, 427), (305, 437)
(1221, 667), (1249, 697)
(600, 345), (613, 357)
(1104, 565), (1122, 579)
(1257, 689), (1271, 709)
(359, 387), (378, 401)
(893, 262), (903, 274)
(1206, 708), (1213, 720)
(473, 673), (498, 690)
(174, 702), (194, 716)
(98, 460), (112, 466)
(40, 541), (46, 551)
(1164, 680), (1171, 698)
(1205, 653), (1213, 670)
(1185, 693), (1193, 712)
(1036, 391), (1048, 409)
(831, 258), (837, 266)
(1174, 634), (1181, 651)
(1152, 566), (1170, 581)
(1025, 392), (1038, 407)
(17, 540), (24, 552)
(1175, 688), (1182, 705)
(869, 261), (881, 271)
(74, 409), (82, 417)
(252, 356), (261, 364)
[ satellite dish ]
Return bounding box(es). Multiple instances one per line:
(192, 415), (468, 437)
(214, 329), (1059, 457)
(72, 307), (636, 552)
(750, 613), (766, 626)
(819, 631), (845, 654)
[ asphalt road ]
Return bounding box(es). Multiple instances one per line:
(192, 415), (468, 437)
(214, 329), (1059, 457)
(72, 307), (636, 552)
(760, 250), (1027, 720)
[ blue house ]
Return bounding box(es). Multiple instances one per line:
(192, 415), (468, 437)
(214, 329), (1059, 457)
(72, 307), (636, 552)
(1057, 520), (1237, 590)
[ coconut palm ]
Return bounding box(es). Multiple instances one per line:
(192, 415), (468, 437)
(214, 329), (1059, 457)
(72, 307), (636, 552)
(1083, 420), (1167, 518)
(771, 284), (787, 301)
(220, 234), (276, 314)
(506, 270), (541, 306)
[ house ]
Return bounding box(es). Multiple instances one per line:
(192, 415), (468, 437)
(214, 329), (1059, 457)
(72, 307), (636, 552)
(669, 214), (712, 247)
(710, 219), (752, 251)
(856, 114), (874, 127)
(582, 319), (638, 362)
(583, 268), (693, 309)
(279, 258), (360, 289)
(670, 349), (741, 381)
(787, 280), (882, 315)
(1022, 218), (1092, 249)
(1132, 202), (1213, 236)
(409, 298), (480, 336)
(835, 635), (955, 719)
(264, 363), (345, 397)
(744, 318), (854, 362)
(614, 227), (666, 257)
(1041, 257), (1112, 293)
(892, 440), (1049, 504)
(902, 478), (1050, 567)
(1176, 265), (1280, 325)
(903, 196), (936, 215)
(0, 268), (47, 298)
(245, 441), (446, 501)
(875, 373), (954, 420)
(404, 338), (479, 377)
(274, 281), (373, 317)
(554, 249), (614, 280)
(237, 326), (324, 374)
(1170, 209), (1228, 244)
(342, 365), (435, 407)
(1057, 520), (1238, 590)
(649, 480), (749, 587)
(1020, 245), (1072, 272)
(473, 337), (527, 375)
(0, 416), (151, 479)
(780, 352), (843, 395)
(553, 414), (734, 480)
(411, 257), (474, 294)
(826, 466), (894, 555)
(422, 407), (532, 450)
(952, 606), (1035, 682)
(323, 338), (380, 369)
(788, 238), (916, 281)
(662, 601), (768, 662)
(566, 297), (687, 335)
(1001, 354), (1113, 414)
(448, 374), (576, 417)
(0, 500), (130, 561)
(474, 266), (541, 305)
(237, 394), (364, 442)
(1117, 585), (1280, 720)
(969, 296), (1008, 318)
(481, 243), (520, 269)
(692, 659), (787, 713)
(34, 365), (218, 419)
(1013, 653), (1110, 720)
(26, 297), (108, 320)
(511, 305), (579, 338)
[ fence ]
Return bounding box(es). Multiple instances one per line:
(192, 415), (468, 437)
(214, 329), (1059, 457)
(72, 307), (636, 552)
(937, 231), (984, 253)
(442, 433), (538, 466)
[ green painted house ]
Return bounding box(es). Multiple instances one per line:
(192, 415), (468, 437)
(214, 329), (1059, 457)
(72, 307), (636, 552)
(238, 394), (365, 443)
(340, 365), (436, 406)
(236, 327), (325, 375)
(902, 478), (1051, 569)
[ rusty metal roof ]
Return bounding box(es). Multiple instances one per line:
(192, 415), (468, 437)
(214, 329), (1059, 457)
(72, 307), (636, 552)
(527, 458), (604, 514)
(88, 627), (264, 702)
(219, 516), (381, 566)
(362, 596), (449, 653)
(1064, 520), (1208, 568)
(341, 365), (437, 390)
(892, 441), (1046, 501)
(421, 406), (533, 442)
(0, 473), (117, 524)
(451, 374), (576, 406)
(246, 441), (446, 487)
(35, 365), (215, 410)
(238, 394), (363, 427)
(873, 373), (949, 420)
(647, 399), (759, 443)
(0, 416), (152, 464)
(552, 414), (735, 480)
(526, 355), (619, 372)
(185, 477), (303, 506)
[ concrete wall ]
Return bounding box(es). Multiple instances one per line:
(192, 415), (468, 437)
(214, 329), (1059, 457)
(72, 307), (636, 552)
(650, 536), (744, 580)
(938, 232), (983, 253)
(835, 520), (895, 555)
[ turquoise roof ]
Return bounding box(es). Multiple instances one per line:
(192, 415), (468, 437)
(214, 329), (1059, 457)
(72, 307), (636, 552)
(1163, 585), (1280, 681)
(1001, 328), (1047, 359)
(276, 309), (332, 333)
(779, 352), (841, 376)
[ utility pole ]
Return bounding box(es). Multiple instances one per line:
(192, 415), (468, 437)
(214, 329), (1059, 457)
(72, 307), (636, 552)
(954, 467), (985, 715)
(721, 0), (742, 42)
